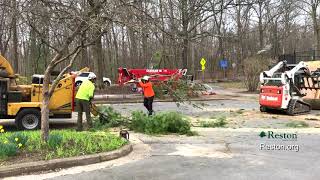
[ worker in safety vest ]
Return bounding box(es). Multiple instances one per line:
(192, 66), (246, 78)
(139, 76), (155, 116)
(75, 73), (96, 131)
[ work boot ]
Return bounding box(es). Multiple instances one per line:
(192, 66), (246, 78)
(76, 123), (83, 132)
(83, 123), (93, 131)
(148, 110), (154, 116)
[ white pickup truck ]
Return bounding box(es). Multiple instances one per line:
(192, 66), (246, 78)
(75, 72), (112, 87)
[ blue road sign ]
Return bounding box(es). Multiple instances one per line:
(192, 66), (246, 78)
(219, 59), (228, 69)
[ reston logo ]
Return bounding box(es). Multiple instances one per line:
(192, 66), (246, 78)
(259, 131), (266, 138)
(259, 131), (297, 140)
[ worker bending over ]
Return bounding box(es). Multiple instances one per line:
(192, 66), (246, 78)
(75, 73), (96, 131)
(139, 76), (155, 116)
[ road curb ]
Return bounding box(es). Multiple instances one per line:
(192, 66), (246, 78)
(0, 144), (133, 178)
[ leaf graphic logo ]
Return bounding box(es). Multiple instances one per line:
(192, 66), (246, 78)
(259, 131), (266, 138)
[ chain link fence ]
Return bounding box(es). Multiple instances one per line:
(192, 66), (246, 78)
(279, 50), (320, 64)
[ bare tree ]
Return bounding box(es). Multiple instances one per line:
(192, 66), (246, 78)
(298, 0), (320, 53)
(21, 0), (112, 141)
(0, 0), (12, 56)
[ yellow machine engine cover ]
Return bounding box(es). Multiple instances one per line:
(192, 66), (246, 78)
(31, 77), (74, 113)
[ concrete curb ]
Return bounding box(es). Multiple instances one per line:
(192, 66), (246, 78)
(0, 144), (133, 178)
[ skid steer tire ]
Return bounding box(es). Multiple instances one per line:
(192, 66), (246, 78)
(15, 108), (41, 130)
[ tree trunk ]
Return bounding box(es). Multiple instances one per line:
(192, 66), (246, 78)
(128, 28), (138, 68)
(258, 16), (264, 49)
(258, 1), (264, 50)
(106, 32), (113, 78)
(283, 10), (290, 53)
(311, 4), (320, 54)
(29, 21), (37, 76)
(190, 42), (195, 75)
(11, 0), (18, 73)
(121, 26), (127, 67)
(211, 0), (225, 78)
(159, 0), (166, 68)
(81, 31), (88, 69)
(88, 0), (104, 88)
(271, 20), (279, 57)
(181, 0), (189, 69)
(182, 38), (189, 69)
(93, 33), (104, 89)
(236, 1), (242, 76)
(142, 32), (148, 67)
(112, 24), (119, 80)
(41, 65), (53, 142)
(41, 93), (50, 142)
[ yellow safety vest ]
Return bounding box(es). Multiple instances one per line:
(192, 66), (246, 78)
(75, 80), (95, 101)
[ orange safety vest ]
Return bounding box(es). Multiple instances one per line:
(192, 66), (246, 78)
(139, 81), (155, 97)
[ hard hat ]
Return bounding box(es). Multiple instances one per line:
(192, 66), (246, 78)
(88, 73), (97, 80)
(142, 76), (150, 81)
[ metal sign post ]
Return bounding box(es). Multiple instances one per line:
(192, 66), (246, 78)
(232, 63), (236, 79)
(219, 59), (228, 79)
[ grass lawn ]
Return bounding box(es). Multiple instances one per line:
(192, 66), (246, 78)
(0, 129), (127, 166)
(285, 121), (309, 128)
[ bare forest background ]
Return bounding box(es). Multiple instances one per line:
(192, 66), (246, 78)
(1, 0), (320, 83)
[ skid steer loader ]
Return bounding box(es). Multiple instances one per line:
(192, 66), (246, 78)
(259, 60), (316, 115)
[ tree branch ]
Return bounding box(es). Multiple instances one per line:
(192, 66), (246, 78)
(48, 47), (82, 97)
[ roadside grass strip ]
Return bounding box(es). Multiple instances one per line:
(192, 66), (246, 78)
(0, 129), (127, 163)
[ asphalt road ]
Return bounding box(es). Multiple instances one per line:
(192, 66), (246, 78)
(45, 128), (320, 180)
(110, 98), (259, 116)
